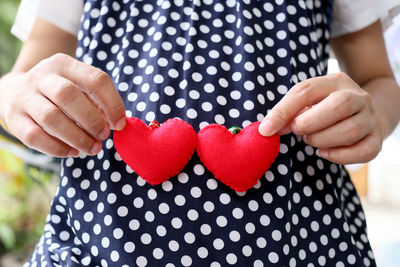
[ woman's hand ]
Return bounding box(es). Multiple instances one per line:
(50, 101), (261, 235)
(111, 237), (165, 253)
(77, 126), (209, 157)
(0, 53), (126, 158)
(258, 72), (387, 164)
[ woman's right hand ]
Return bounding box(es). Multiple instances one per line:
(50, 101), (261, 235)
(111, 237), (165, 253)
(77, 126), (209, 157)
(0, 53), (126, 158)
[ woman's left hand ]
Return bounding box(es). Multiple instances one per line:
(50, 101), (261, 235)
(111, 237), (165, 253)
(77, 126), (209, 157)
(258, 72), (387, 165)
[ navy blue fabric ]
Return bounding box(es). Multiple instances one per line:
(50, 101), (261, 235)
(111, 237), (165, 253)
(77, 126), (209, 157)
(25, 1), (376, 266)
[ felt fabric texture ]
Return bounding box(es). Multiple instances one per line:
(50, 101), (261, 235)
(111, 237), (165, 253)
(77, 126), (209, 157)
(113, 117), (197, 185)
(197, 121), (280, 192)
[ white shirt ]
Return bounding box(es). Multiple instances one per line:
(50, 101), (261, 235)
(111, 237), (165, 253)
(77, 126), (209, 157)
(11, 0), (400, 41)
(11, 0), (83, 41)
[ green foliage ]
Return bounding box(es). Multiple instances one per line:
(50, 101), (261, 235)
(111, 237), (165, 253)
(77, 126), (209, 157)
(0, 146), (55, 256)
(0, 2), (57, 259)
(0, 0), (21, 75)
(0, 223), (16, 251)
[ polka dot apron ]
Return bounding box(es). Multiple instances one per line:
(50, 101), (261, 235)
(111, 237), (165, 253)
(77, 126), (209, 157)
(25, 0), (377, 266)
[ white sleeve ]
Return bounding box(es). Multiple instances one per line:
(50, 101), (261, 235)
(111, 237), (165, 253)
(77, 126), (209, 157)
(331, 0), (400, 37)
(11, 0), (83, 41)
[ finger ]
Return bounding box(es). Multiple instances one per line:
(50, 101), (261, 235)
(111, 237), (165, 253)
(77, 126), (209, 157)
(278, 106), (312, 135)
(293, 90), (364, 135)
(302, 111), (372, 148)
(316, 134), (382, 164)
(43, 54), (126, 130)
(38, 74), (110, 140)
(10, 114), (78, 158)
(277, 122), (293, 135)
(259, 73), (347, 136)
(25, 94), (102, 155)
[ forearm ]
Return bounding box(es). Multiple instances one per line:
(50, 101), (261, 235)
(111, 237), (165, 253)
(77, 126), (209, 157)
(362, 77), (400, 138)
(12, 18), (77, 72)
(331, 21), (400, 139)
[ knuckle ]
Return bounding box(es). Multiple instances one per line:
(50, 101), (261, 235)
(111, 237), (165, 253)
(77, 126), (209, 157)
(49, 53), (71, 65)
(295, 118), (310, 134)
(291, 81), (313, 99)
(24, 69), (39, 83)
(272, 107), (290, 123)
(23, 127), (42, 147)
(361, 91), (372, 102)
(88, 117), (106, 136)
(371, 138), (382, 156)
(360, 91), (373, 108)
(340, 91), (353, 106)
(31, 59), (48, 72)
(362, 142), (380, 162)
(90, 69), (111, 88)
(77, 134), (96, 151)
(54, 147), (71, 158)
(7, 97), (22, 114)
(34, 53), (71, 72)
(345, 120), (360, 142)
(330, 72), (348, 81)
(54, 81), (76, 104)
(362, 148), (375, 163)
(331, 91), (354, 115)
(110, 102), (125, 118)
(39, 106), (61, 128)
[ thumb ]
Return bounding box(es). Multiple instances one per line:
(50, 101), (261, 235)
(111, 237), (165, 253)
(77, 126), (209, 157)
(258, 109), (290, 136)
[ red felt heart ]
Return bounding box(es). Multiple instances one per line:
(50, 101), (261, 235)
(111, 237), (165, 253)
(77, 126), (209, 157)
(113, 117), (197, 185)
(197, 122), (280, 192)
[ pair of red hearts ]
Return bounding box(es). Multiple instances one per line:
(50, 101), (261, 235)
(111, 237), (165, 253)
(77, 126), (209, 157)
(113, 117), (280, 192)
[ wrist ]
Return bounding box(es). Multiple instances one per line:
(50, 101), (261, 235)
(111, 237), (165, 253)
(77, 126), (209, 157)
(363, 77), (400, 139)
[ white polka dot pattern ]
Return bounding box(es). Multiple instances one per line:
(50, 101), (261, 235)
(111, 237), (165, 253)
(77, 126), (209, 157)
(25, 0), (376, 266)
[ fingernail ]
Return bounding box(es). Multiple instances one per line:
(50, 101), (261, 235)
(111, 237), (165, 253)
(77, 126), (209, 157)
(316, 149), (328, 158)
(90, 142), (102, 155)
(68, 149), (79, 157)
(98, 125), (109, 140)
(302, 135), (308, 143)
(115, 117), (126, 131)
(259, 118), (276, 136)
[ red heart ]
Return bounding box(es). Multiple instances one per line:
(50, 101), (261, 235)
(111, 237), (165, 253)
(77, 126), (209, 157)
(197, 122), (280, 192)
(113, 117), (197, 185)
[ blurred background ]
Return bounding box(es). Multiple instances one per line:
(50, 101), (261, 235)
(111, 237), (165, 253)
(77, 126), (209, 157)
(0, 1), (61, 266)
(0, 1), (400, 266)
